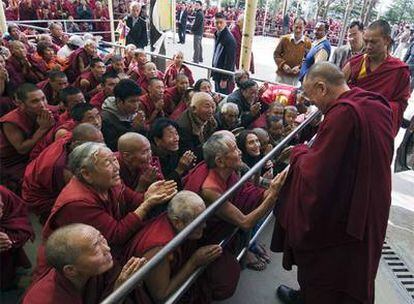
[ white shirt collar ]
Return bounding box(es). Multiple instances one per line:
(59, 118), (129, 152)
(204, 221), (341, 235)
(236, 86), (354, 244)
(290, 33), (305, 44)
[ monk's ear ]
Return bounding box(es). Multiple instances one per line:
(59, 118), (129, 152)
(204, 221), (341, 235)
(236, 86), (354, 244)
(80, 167), (94, 184)
(62, 264), (78, 278)
(215, 155), (224, 168)
(315, 81), (327, 96)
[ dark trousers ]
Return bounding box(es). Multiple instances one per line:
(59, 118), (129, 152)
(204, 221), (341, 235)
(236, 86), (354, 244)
(178, 24), (186, 43)
(193, 35), (203, 63)
(214, 79), (235, 95)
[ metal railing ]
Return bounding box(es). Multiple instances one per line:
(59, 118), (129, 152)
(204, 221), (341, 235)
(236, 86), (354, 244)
(101, 110), (321, 304)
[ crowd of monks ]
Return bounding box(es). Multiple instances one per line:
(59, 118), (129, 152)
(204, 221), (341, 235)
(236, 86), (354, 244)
(0, 14), (411, 304)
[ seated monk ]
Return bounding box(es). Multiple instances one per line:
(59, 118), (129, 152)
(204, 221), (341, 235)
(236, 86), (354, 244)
(56, 86), (86, 125)
(215, 102), (240, 131)
(117, 132), (164, 192)
(23, 224), (150, 304)
(74, 58), (106, 100)
(151, 118), (196, 188)
(163, 73), (190, 116)
(106, 54), (127, 78)
(164, 51), (195, 87)
(29, 41), (67, 78)
(169, 87), (195, 121)
(138, 62), (165, 93)
(0, 83), (56, 192)
(184, 131), (287, 243)
(49, 22), (66, 50)
(6, 41), (44, 92)
(177, 92), (218, 161)
(0, 185), (34, 290)
(36, 70), (69, 106)
(128, 48), (147, 81)
(124, 44), (137, 72)
(90, 71), (120, 111)
(33, 142), (178, 280)
(343, 20), (411, 136)
(65, 39), (98, 83)
(139, 78), (167, 124)
(23, 123), (104, 224)
(126, 190), (239, 303)
(101, 79), (147, 151)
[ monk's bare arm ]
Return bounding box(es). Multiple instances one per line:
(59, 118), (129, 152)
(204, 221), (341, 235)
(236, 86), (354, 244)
(342, 62), (351, 82)
(78, 57), (86, 73)
(2, 123), (50, 155)
(144, 247), (197, 302)
(202, 188), (274, 230)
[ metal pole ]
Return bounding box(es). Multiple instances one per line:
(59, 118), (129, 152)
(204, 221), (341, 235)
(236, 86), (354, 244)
(172, 0), (176, 44)
(0, 0), (7, 34)
(107, 0), (116, 44)
(240, 0), (258, 70)
(263, 0), (270, 36)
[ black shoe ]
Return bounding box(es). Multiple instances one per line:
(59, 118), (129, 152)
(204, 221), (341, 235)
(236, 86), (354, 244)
(276, 285), (303, 304)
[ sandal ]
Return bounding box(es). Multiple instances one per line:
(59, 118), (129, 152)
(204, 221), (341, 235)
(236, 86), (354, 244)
(250, 243), (271, 264)
(245, 251), (267, 271)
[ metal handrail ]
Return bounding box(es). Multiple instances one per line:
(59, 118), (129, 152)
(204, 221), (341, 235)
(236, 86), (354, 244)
(101, 109), (321, 304)
(9, 19), (121, 24)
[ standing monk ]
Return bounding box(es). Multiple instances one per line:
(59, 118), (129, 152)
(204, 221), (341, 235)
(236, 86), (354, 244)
(343, 20), (411, 136)
(272, 62), (394, 304)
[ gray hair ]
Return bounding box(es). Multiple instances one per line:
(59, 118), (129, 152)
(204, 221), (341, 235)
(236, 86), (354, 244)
(129, 1), (141, 11)
(190, 92), (213, 108)
(45, 223), (96, 272)
(68, 142), (109, 179)
(234, 69), (249, 87)
(221, 102), (239, 114)
(203, 132), (234, 168)
(84, 39), (97, 47)
(167, 191), (205, 224)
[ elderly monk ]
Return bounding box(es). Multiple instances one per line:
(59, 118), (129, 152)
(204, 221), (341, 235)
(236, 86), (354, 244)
(184, 131), (287, 243)
(138, 62), (165, 93)
(36, 71), (69, 106)
(65, 39), (98, 83)
(74, 58), (107, 100)
(23, 123), (103, 224)
(126, 190), (236, 303)
(116, 133), (164, 192)
(272, 62), (394, 304)
(343, 20), (411, 136)
(139, 77), (167, 124)
(177, 92), (217, 161)
(33, 142), (177, 280)
(0, 83), (55, 192)
(215, 102), (240, 131)
(90, 71), (120, 111)
(0, 186), (34, 290)
(23, 224), (150, 304)
(163, 73), (190, 115)
(164, 51), (195, 87)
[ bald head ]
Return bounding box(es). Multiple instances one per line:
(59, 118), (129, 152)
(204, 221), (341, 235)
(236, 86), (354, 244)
(72, 123), (103, 145)
(117, 132), (149, 152)
(305, 62), (346, 86)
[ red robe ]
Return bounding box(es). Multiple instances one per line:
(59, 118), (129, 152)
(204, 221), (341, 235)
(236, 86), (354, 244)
(163, 63), (195, 88)
(90, 90), (107, 111)
(73, 71), (102, 100)
(230, 25), (255, 73)
(116, 154), (164, 190)
(6, 56), (44, 91)
(65, 48), (92, 83)
(164, 86), (184, 116)
(138, 70), (165, 93)
(33, 178), (145, 281)
(271, 88), (394, 303)
(347, 54), (411, 136)
(139, 94), (167, 122)
(169, 102), (188, 121)
(22, 137), (71, 224)
(37, 80), (61, 106)
(0, 186), (34, 290)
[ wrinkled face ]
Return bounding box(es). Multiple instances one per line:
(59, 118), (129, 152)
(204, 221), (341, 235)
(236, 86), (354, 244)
(144, 63), (157, 78)
(125, 138), (152, 169)
(268, 120), (284, 138)
(302, 77), (329, 113)
(148, 80), (164, 100)
(174, 53), (184, 66)
(363, 28), (389, 59)
(242, 85), (259, 104)
(66, 92), (86, 112)
(215, 17), (226, 32)
(314, 22), (326, 39)
(157, 125), (180, 151)
(293, 20), (304, 37)
(51, 24), (63, 38)
(176, 77), (189, 94)
(91, 62), (106, 79)
(103, 77), (119, 96)
(221, 139), (242, 170)
(347, 25), (363, 49)
(112, 60), (125, 73)
(284, 110), (297, 125)
(84, 43), (97, 56)
(193, 99), (215, 122)
(11, 42), (27, 59)
(187, 204), (206, 240)
(119, 95), (140, 115)
(222, 108), (239, 128)
(245, 133), (261, 157)
(198, 81), (212, 93)
(21, 89), (47, 115)
(83, 148), (121, 190)
(81, 108), (102, 130)
(49, 76), (69, 92)
(72, 229), (113, 277)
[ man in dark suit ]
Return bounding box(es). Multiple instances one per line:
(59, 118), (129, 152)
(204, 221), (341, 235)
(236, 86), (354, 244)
(177, 4), (188, 44)
(191, 1), (204, 63)
(211, 12), (236, 94)
(125, 2), (148, 48)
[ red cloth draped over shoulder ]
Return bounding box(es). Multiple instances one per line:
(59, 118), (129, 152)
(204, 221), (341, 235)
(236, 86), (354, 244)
(22, 137), (71, 224)
(90, 91), (106, 111)
(32, 178), (145, 281)
(0, 186), (34, 289)
(271, 88), (393, 302)
(65, 48), (91, 83)
(164, 63), (195, 88)
(347, 54), (411, 136)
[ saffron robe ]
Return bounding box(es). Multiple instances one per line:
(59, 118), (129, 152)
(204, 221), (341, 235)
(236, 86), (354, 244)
(22, 137), (71, 224)
(271, 88), (394, 303)
(33, 178), (145, 281)
(163, 63), (195, 88)
(0, 186), (34, 290)
(347, 54), (411, 136)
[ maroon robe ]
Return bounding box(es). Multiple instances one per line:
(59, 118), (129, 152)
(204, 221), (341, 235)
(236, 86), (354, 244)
(90, 90), (107, 111)
(73, 71), (102, 100)
(0, 186), (34, 290)
(125, 212), (240, 303)
(347, 54), (411, 136)
(51, 35), (65, 49)
(163, 63), (195, 88)
(116, 154), (164, 190)
(138, 70), (165, 93)
(37, 80), (61, 106)
(230, 25), (254, 73)
(6, 56), (44, 91)
(33, 178), (145, 281)
(22, 137), (71, 224)
(0, 96), (16, 117)
(271, 88), (394, 303)
(139, 94), (167, 122)
(169, 101), (188, 121)
(164, 87), (184, 115)
(65, 48), (93, 83)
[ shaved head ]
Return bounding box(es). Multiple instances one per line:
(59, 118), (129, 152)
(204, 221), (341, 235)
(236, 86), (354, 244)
(305, 62), (346, 86)
(117, 132), (149, 152)
(367, 20), (391, 38)
(72, 123), (103, 144)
